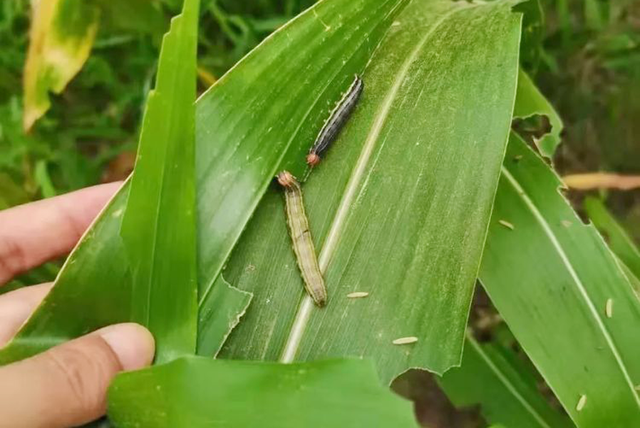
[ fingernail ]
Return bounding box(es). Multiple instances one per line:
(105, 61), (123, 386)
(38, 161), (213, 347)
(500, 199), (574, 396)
(98, 323), (155, 370)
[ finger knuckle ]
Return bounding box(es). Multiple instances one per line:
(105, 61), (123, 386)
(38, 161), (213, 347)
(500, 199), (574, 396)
(0, 238), (27, 283)
(44, 336), (121, 415)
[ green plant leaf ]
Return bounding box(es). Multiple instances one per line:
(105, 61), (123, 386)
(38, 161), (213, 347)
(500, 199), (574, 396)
(438, 334), (572, 428)
(108, 357), (419, 428)
(217, 0), (521, 382)
(197, 275), (252, 357)
(0, 0), (205, 363)
(584, 196), (640, 285)
(23, 0), (100, 130)
(479, 133), (640, 427)
(0, 0), (521, 385)
(119, 0), (199, 363)
(513, 68), (563, 158)
(34, 160), (57, 198)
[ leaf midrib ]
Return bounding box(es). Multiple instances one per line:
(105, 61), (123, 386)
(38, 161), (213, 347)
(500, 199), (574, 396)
(196, 0), (406, 310)
(279, 3), (476, 363)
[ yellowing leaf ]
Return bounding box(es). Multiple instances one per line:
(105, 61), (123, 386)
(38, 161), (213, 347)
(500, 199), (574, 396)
(23, 0), (100, 131)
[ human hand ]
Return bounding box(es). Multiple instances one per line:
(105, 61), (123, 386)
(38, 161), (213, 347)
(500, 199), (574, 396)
(0, 183), (155, 428)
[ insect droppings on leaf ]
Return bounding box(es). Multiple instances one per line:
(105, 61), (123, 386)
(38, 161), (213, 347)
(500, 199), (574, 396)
(347, 292), (369, 299)
(498, 220), (514, 230)
(392, 337), (418, 345)
(576, 395), (587, 412)
(605, 298), (613, 318)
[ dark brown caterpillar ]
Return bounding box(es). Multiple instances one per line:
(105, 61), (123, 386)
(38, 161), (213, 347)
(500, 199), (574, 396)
(307, 75), (364, 167)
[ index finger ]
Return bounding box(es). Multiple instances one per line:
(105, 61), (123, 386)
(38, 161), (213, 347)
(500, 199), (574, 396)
(0, 182), (122, 285)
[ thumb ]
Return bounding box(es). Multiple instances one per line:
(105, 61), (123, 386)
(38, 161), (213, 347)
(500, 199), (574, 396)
(0, 323), (154, 428)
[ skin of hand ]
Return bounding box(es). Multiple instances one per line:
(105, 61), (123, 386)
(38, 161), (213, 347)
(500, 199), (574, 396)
(0, 182), (155, 428)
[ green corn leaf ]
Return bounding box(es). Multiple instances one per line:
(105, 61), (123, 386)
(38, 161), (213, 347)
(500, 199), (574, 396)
(1, 0), (522, 390)
(438, 333), (572, 428)
(197, 275), (252, 357)
(513, 68), (563, 158)
(479, 133), (640, 427)
(216, 0), (522, 382)
(108, 357), (419, 428)
(118, 0), (199, 363)
(0, 0), (206, 363)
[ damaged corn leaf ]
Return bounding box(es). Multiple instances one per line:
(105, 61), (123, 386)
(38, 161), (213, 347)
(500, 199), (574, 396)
(22, 0), (165, 130)
(0, 0), (412, 364)
(438, 333), (572, 428)
(108, 357), (419, 428)
(513, 68), (563, 158)
(218, 0), (521, 382)
(480, 133), (640, 427)
(197, 275), (252, 357)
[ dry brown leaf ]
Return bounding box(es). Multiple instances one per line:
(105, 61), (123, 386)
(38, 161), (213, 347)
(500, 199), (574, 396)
(562, 173), (640, 191)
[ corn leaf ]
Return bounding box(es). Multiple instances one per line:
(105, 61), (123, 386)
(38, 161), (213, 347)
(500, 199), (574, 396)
(0, 0), (204, 363)
(108, 357), (419, 428)
(0, 0), (406, 364)
(216, 0), (521, 382)
(479, 133), (640, 427)
(118, 0), (199, 363)
(438, 334), (572, 428)
(2, 0), (522, 390)
(513, 69), (563, 158)
(197, 275), (252, 357)
(22, 0), (165, 130)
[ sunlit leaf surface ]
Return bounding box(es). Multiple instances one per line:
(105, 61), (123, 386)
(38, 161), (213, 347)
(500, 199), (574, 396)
(513, 69), (563, 157)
